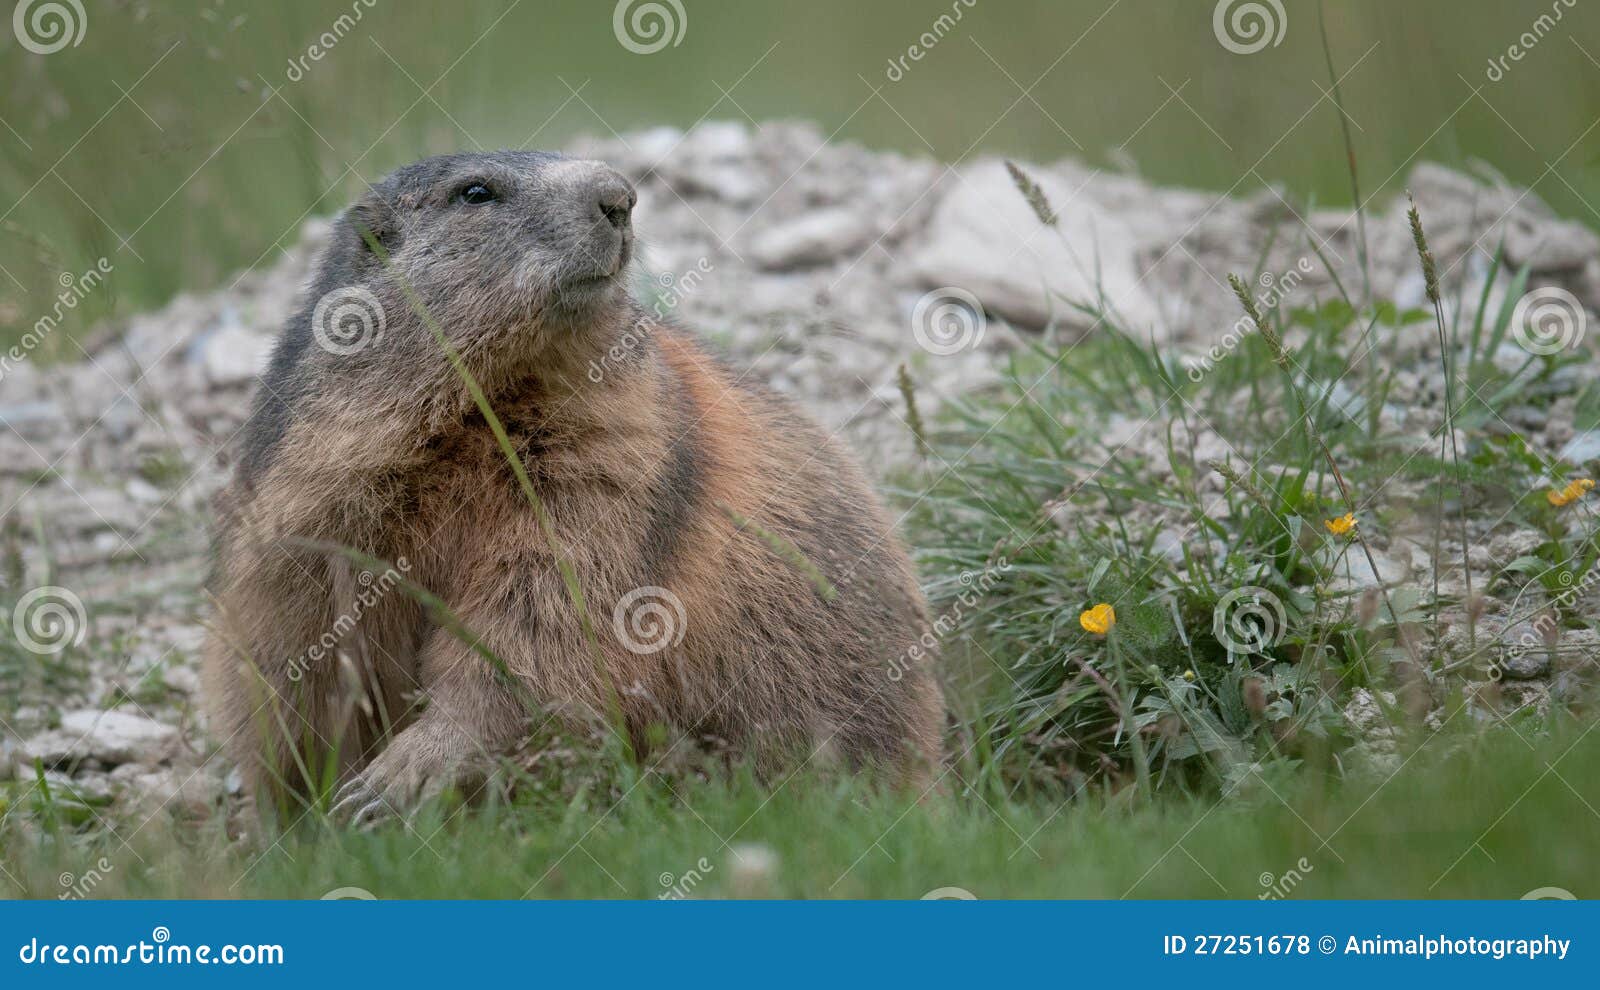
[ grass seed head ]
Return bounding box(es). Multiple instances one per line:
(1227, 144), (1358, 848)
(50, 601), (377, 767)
(1227, 272), (1289, 369)
(1406, 193), (1440, 305)
(1005, 160), (1058, 227)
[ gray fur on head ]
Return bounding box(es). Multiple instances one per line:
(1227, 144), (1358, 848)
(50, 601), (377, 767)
(241, 151), (638, 483)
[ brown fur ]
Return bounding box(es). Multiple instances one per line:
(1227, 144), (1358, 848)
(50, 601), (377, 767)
(201, 152), (943, 818)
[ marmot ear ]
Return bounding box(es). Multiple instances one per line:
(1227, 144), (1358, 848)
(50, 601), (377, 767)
(346, 194), (402, 264)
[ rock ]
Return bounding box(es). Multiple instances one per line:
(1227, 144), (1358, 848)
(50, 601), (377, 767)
(1502, 651), (1550, 680)
(1407, 163), (1600, 273)
(125, 477), (165, 504)
(199, 318), (273, 387)
(1561, 430), (1600, 466)
(21, 710), (180, 769)
(1487, 529), (1544, 569)
(1343, 688), (1398, 740)
(1152, 527), (1187, 566)
(655, 122), (765, 205)
(747, 208), (877, 269)
(162, 664), (201, 696)
(108, 764), (216, 814)
(0, 399), (67, 440)
(1504, 405), (1548, 432)
(1331, 548), (1409, 590)
(1496, 620), (1551, 680)
(44, 769), (114, 803)
(62, 485), (144, 535)
(906, 159), (1161, 335)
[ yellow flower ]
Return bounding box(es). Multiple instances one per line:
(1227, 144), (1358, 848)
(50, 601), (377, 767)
(1547, 478), (1594, 508)
(1324, 512), (1357, 536)
(1182, 669), (1196, 682)
(1079, 603), (1116, 635)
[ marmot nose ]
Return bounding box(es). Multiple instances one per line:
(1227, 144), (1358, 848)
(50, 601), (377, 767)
(592, 174), (636, 231)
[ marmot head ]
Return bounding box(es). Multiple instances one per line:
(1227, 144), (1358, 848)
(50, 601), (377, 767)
(356, 150), (633, 327)
(239, 152), (640, 479)
(305, 151), (637, 375)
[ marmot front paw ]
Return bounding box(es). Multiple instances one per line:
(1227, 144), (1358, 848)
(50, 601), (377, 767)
(331, 719), (486, 826)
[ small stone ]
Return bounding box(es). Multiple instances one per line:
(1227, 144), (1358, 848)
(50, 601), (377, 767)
(747, 208), (876, 270)
(200, 320), (273, 387)
(1487, 529), (1544, 569)
(0, 399), (68, 440)
(44, 769), (115, 803)
(1561, 430), (1600, 466)
(726, 842), (779, 896)
(22, 710), (180, 769)
(1331, 549), (1408, 590)
(109, 764), (216, 814)
(1343, 688), (1397, 736)
(162, 665), (201, 696)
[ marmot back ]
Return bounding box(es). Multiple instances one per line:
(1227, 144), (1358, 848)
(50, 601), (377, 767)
(201, 151), (943, 819)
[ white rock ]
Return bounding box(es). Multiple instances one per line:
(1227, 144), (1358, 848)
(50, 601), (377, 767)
(109, 763), (216, 813)
(162, 665), (201, 696)
(907, 159), (1161, 336)
(22, 710), (180, 768)
(747, 208), (877, 269)
(0, 399), (66, 440)
(1561, 430), (1600, 465)
(201, 320), (273, 387)
(1330, 548), (1409, 591)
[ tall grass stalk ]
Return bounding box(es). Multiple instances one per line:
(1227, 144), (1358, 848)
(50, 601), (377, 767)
(1408, 196), (1475, 652)
(1318, 1), (1370, 305)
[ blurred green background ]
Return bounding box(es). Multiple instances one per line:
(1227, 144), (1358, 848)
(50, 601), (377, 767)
(2, 0), (1597, 352)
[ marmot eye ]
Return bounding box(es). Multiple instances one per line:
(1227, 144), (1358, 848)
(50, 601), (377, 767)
(458, 183), (496, 205)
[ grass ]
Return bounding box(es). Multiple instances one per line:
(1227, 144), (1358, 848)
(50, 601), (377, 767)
(896, 162), (1600, 801)
(2, 714), (1595, 898)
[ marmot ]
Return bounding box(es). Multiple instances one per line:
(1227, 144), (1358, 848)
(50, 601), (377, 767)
(201, 151), (943, 819)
